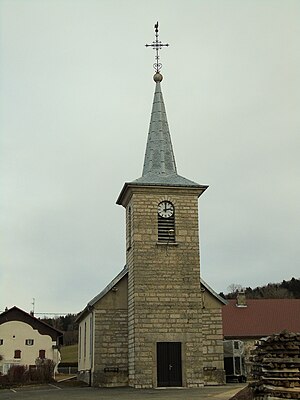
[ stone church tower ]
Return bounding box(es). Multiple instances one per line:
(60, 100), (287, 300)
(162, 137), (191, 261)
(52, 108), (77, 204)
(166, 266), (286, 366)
(117, 71), (208, 388)
(77, 25), (225, 388)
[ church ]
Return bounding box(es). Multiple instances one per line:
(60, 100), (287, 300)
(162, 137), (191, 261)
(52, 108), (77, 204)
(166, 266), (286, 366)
(77, 24), (226, 388)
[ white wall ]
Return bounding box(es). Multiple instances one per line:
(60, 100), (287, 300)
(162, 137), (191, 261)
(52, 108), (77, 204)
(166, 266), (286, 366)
(78, 313), (93, 372)
(0, 321), (60, 374)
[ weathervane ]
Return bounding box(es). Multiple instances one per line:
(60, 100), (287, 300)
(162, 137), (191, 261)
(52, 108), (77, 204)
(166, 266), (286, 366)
(145, 22), (169, 73)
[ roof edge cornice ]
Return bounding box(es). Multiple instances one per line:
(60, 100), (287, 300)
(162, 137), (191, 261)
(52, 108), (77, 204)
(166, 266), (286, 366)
(116, 181), (208, 207)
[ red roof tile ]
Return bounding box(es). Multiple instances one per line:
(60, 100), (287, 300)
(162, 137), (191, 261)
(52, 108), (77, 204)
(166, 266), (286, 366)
(222, 299), (300, 338)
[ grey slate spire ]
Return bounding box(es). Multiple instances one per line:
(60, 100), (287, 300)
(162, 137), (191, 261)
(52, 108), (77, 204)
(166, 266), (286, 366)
(116, 72), (208, 205)
(133, 73), (203, 187)
(116, 27), (208, 206)
(142, 75), (177, 176)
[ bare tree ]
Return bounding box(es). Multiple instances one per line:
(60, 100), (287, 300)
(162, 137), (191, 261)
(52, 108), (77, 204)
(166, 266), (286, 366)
(227, 283), (243, 294)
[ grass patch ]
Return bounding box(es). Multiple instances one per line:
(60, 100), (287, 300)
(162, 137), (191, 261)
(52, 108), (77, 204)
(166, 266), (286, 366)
(60, 344), (78, 363)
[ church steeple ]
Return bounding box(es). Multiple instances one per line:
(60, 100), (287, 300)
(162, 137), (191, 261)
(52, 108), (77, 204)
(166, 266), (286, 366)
(142, 73), (177, 177)
(133, 73), (204, 187)
(116, 24), (207, 206)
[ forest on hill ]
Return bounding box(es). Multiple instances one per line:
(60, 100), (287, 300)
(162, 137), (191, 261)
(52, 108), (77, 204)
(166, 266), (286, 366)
(40, 313), (79, 345)
(222, 277), (300, 299)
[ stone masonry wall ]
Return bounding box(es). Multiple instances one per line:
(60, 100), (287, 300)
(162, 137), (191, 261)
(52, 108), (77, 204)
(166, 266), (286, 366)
(202, 306), (226, 384)
(93, 308), (128, 387)
(92, 275), (128, 387)
(126, 187), (205, 388)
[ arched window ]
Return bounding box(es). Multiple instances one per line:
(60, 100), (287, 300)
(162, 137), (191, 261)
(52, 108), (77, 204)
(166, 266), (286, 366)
(157, 201), (175, 243)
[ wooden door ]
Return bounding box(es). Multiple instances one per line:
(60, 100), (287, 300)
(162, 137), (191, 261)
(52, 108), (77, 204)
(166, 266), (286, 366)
(157, 342), (182, 387)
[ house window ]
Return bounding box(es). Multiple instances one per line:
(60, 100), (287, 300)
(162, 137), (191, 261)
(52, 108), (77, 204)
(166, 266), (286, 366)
(39, 350), (46, 359)
(25, 339), (34, 346)
(157, 201), (175, 243)
(0, 339), (3, 345)
(14, 350), (21, 359)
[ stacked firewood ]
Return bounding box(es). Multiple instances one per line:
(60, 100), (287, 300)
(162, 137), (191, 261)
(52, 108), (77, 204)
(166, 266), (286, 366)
(251, 330), (300, 399)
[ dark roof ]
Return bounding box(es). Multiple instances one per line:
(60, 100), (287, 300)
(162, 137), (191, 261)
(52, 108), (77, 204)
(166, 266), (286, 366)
(222, 299), (300, 338)
(0, 306), (63, 342)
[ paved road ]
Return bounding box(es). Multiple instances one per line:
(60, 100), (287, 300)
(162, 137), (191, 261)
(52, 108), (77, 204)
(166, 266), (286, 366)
(0, 383), (246, 400)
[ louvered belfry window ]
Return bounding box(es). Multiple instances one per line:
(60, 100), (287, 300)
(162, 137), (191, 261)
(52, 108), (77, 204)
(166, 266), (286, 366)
(158, 202), (175, 243)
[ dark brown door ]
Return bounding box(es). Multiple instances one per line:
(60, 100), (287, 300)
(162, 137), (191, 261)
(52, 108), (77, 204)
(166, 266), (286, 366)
(157, 342), (182, 387)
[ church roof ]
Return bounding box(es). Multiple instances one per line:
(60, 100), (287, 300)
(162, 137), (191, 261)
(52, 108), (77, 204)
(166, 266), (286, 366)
(133, 75), (205, 188)
(141, 79), (176, 177)
(116, 75), (208, 205)
(87, 266), (127, 308)
(201, 279), (227, 305)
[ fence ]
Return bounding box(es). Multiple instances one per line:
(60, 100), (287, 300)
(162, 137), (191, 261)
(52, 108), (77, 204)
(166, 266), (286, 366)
(57, 366), (78, 375)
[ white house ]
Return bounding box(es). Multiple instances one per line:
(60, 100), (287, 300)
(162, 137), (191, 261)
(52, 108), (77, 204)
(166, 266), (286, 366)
(0, 306), (63, 375)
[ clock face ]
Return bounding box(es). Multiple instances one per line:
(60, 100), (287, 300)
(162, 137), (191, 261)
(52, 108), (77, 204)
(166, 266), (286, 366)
(158, 201), (174, 218)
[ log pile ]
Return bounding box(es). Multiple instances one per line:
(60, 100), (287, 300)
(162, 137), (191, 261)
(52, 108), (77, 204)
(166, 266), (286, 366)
(251, 330), (300, 399)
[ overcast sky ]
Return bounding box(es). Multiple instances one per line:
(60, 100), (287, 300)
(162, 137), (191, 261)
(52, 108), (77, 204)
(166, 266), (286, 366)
(1, 0), (299, 315)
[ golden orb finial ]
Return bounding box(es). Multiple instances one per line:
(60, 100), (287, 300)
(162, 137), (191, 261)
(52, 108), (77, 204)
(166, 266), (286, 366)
(153, 72), (163, 82)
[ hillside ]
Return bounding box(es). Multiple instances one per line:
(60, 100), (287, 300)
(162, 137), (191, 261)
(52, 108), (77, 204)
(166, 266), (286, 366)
(223, 277), (300, 299)
(60, 344), (78, 364)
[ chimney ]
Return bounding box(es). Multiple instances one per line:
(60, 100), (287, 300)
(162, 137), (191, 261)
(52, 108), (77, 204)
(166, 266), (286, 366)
(236, 291), (247, 307)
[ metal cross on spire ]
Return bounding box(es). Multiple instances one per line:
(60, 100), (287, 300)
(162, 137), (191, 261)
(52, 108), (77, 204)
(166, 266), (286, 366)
(145, 22), (169, 73)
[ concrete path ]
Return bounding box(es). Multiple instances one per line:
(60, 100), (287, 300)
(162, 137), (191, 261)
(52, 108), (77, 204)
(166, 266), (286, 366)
(0, 383), (247, 400)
